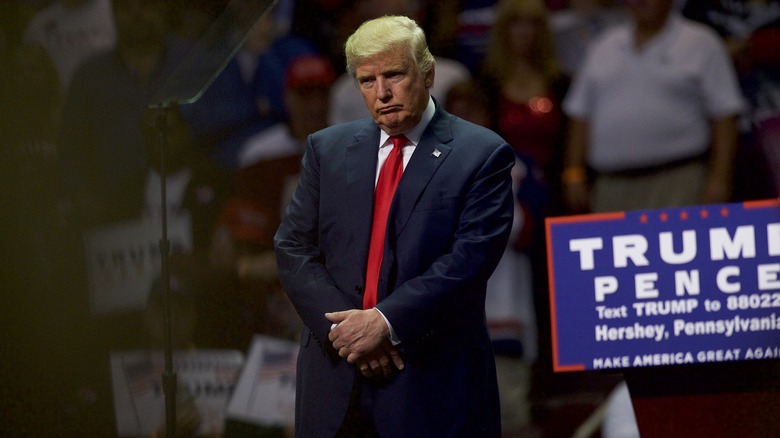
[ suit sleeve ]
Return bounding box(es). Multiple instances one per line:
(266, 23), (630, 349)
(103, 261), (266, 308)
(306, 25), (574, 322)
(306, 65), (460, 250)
(273, 136), (354, 347)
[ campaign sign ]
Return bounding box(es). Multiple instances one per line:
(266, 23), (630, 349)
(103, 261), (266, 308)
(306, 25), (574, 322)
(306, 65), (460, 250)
(110, 349), (244, 436)
(84, 215), (192, 315)
(225, 335), (297, 428)
(546, 200), (780, 372)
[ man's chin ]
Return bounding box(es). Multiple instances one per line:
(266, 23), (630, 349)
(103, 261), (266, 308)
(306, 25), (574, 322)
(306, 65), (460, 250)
(374, 115), (408, 133)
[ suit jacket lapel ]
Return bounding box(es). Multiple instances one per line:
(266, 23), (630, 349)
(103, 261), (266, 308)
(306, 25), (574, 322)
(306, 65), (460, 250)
(346, 122), (381, 273)
(391, 107), (453, 239)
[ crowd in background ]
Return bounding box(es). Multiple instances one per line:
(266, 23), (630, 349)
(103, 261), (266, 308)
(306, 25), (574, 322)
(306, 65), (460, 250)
(0, 0), (778, 436)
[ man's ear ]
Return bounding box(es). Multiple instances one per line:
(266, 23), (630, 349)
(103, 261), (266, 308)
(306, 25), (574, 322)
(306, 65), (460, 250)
(425, 66), (435, 90)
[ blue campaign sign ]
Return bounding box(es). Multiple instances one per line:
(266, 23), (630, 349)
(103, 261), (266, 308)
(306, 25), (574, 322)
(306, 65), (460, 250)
(545, 200), (780, 372)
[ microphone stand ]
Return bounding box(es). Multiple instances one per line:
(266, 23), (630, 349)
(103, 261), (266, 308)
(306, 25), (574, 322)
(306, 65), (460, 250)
(145, 1), (279, 435)
(153, 105), (177, 438)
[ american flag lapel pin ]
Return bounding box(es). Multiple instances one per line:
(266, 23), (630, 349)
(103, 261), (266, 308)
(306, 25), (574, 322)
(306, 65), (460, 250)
(432, 149), (441, 158)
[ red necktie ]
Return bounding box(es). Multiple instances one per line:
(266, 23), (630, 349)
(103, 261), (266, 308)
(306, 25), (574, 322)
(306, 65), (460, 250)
(363, 135), (406, 309)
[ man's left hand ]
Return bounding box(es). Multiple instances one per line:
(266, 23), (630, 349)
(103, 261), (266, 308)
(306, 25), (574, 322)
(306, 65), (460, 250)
(355, 339), (404, 379)
(326, 309), (390, 363)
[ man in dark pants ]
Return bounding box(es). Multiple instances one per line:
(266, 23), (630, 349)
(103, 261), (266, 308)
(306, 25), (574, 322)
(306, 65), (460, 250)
(274, 15), (515, 438)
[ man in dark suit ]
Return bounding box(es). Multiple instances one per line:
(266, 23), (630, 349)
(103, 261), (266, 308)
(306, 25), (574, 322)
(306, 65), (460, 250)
(274, 15), (515, 437)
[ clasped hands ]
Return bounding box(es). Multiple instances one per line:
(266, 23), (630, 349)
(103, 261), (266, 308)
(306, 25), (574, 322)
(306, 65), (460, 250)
(326, 309), (405, 379)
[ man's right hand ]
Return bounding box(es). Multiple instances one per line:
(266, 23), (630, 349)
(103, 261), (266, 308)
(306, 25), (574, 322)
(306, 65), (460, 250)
(325, 310), (404, 378)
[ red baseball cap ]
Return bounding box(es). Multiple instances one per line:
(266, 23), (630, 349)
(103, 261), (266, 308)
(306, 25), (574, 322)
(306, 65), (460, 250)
(285, 55), (337, 90)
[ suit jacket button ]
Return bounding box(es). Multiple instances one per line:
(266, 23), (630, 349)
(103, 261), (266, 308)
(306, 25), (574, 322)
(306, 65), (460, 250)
(355, 286), (363, 295)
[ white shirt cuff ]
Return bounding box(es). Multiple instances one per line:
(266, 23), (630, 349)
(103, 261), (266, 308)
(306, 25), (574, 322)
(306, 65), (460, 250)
(373, 307), (401, 345)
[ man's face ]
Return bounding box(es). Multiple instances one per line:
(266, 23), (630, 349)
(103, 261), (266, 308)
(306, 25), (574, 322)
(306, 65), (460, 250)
(286, 86), (331, 138)
(113, 0), (167, 49)
(354, 45), (434, 135)
(627, 0), (673, 27)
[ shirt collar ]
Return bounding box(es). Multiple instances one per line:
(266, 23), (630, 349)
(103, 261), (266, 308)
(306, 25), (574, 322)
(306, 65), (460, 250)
(379, 96), (435, 148)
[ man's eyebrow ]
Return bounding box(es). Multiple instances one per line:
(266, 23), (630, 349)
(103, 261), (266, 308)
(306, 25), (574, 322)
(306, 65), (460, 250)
(384, 63), (408, 72)
(355, 61), (409, 78)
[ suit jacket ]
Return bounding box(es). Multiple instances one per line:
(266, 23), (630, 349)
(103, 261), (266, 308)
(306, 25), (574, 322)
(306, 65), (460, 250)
(274, 104), (515, 437)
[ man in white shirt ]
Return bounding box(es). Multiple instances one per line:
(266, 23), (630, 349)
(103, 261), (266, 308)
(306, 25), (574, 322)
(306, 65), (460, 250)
(562, 0), (744, 213)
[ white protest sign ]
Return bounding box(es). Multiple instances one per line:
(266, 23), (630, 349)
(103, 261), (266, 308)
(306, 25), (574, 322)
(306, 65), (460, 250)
(225, 335), (297, 427)
(84, 215), (192, 315)
(110, 349), (244, 437)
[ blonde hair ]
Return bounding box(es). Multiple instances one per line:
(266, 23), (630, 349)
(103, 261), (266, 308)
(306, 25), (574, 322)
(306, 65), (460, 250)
(344, 15), (435, 78)
(483, 0), (560, 83)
